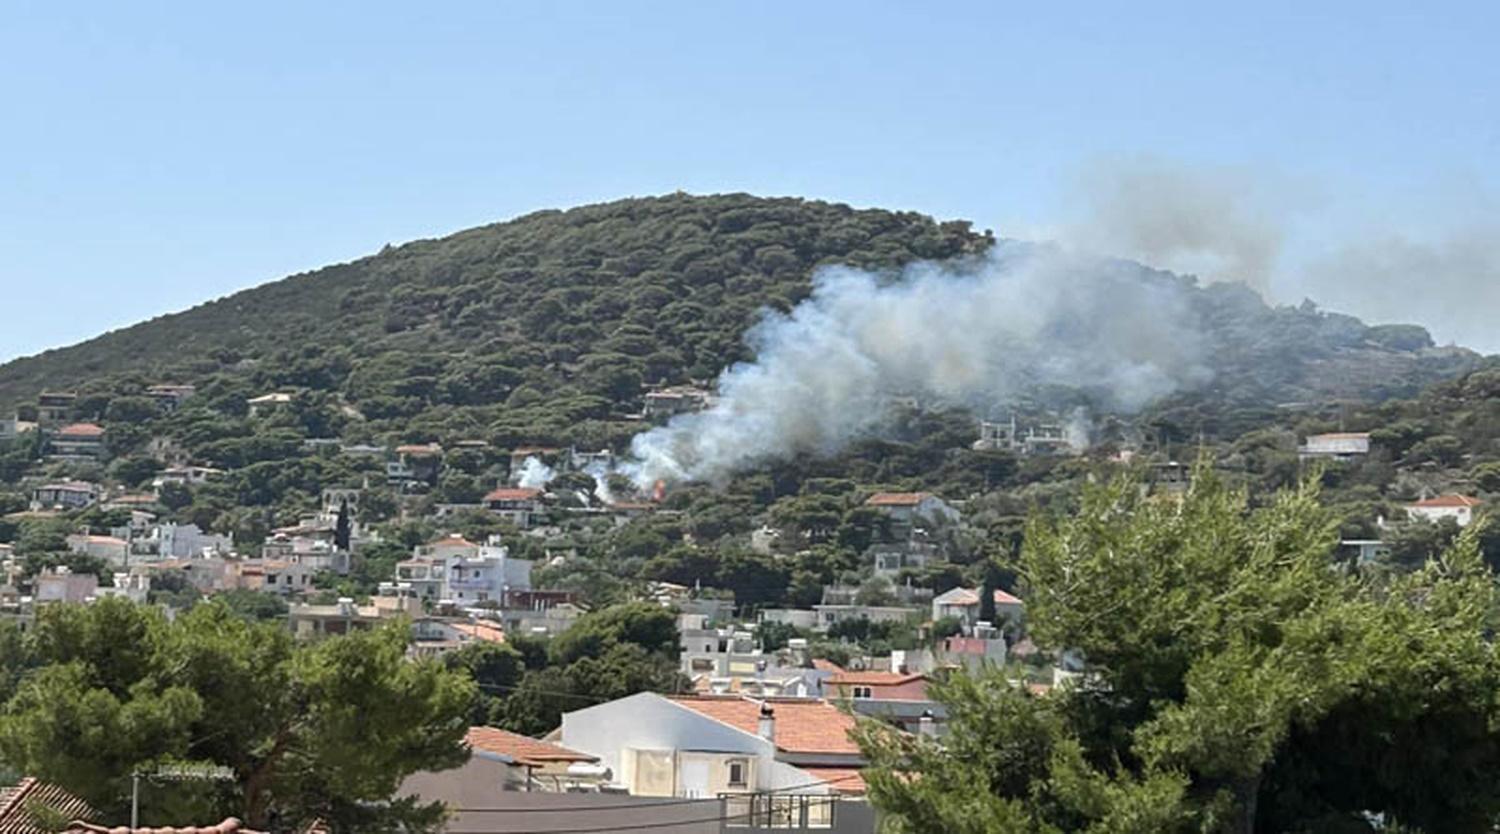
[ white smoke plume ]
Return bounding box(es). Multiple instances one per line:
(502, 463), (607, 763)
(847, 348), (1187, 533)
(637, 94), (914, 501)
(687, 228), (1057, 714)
(585, 462), (617, 505)
(515, 456), (555, 490)
(1066, 154), (1301, 293)
(625, 248), (1211, 487)
(1064, 407), (1092, 454)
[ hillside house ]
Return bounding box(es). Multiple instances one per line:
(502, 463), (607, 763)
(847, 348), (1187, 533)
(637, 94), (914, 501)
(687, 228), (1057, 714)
(388, 443), (443, 485)
(825, 671), (929, 702)
(145, 383), (196, 411)
(289, 594), (423, 638)
(152, 465), (223, 489)
(50, 422), (106, 459)
(560, 693), (868, 799)
(35, 567), (98, 604)
(232, 558), (317, 595)
(1298, 432), (1371, 461)
(31, 481), (99, 510)
(153, 523), (234, 559)
(66, 533), (131, 567)
(35, 391), (76, 425)
(246, 391), (294, 416)
(863, 492), (960, 527)
(264, 535), (349, 574)
(973, 417), (1075, 456)
(396, 535), (533, 603)
(932, 586), (1025, 627)
(643, 386), (712, 419)
(811, 604), (913, 633)
(484, 487), (544, 527)
(1406, 494), (1482, 527)
(145, 558), (235, 593)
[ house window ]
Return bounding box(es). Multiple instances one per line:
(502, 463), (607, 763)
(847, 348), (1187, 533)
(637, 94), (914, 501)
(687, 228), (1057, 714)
(727, 759), (748, 788)
(852, 686), (873, 699)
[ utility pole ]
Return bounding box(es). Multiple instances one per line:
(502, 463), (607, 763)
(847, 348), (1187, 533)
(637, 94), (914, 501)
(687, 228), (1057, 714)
(130, 773), (140, 829)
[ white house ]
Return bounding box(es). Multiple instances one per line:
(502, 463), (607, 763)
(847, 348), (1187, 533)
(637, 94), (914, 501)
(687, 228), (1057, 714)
(32, 481), (100, 510)
(66, 533), (131, 568)
(1406, 494), (1482, 527)
(483, 487), (544, 528)
(397, 535), (533, 604)
(49, 423), (106, 459)
(811, 604), (913, 633)
(1298, 432), (1371, 461)
(863, 492), (960, 526)
(35, 567), (98, 604)
(560, 693), (867, 799)
(931, 587), (1025, 627)
(156, 523), (234, 559)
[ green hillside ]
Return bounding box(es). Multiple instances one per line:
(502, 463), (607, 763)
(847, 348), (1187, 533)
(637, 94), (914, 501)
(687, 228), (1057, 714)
(0, 192), (1476, 442)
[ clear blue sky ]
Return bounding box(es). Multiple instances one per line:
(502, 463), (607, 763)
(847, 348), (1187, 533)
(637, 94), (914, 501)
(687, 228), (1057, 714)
(3, 1), (1498, 360)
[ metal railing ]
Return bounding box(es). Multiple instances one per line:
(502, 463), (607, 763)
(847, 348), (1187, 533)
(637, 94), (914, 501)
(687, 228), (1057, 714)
(721, 793), (837, 830)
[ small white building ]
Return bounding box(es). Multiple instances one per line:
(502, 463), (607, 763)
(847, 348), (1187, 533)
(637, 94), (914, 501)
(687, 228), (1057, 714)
(32, 481), (100, 510)
(397, 535), (534, 604)
(483, 488), (544, 528)
(35, 567), (98, 605)
(560, 693), (866, 798)
(1406, 494), (1482, 527)
(931, 587), (1025, 627)
(1298, 432), (1371, 461)
(863, 492), (960, 526)
(811, 604), (913, 634)
(66, 533), (131, 568)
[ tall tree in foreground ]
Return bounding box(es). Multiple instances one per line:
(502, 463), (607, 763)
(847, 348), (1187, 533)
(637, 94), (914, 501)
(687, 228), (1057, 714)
(0, 599), (474, 832)
(856, 467), (1500, 833)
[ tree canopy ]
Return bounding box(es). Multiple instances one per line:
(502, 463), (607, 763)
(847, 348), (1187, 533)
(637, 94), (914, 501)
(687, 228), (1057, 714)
(857, 466), (1500, 833)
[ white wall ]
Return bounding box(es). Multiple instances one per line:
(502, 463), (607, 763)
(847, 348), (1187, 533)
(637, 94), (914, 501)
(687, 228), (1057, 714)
(560, 693), (778, 795)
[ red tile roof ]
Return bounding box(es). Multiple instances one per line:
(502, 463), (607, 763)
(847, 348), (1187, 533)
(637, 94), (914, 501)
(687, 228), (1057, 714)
(429, 536), (475, 547)
(1410, 494), (1482, 509)
(62, 819), (262, 834)
(669, 696), (861, 756)
(395, 444), (442, 456)
(450, 622), (506, 644)
(940, 588), (1024, 607)
(0, 778), (95, 834)
(864, 492), (934, 507)
(797, 767), (867, 795)
(826, 672), (927, 687)
(56, 423), (105, 438)
(811, 659), (846, 674)
(465, 727), (598, 766)
(485, 488), (542, 502)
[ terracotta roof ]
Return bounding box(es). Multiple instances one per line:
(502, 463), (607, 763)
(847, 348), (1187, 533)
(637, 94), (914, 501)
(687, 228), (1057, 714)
(395, 444), (442, 456)
(484, 488), (542, 502)
(450, 622), (506, 644)
(797, 766), (867, 795)
(826, 672), (927, 687)
(1410, 494), (1482, 509)
(62, 819), (262, 834)
(812, 658), (845, 674)
(669, 696), (861, 756)
(429, 536), (475, 547)
(56, 423), (106, 438)
(107, 494), (158, 505)
(465, 727), (598, 766)
(0, 778), (96, 834)
(511, 446), (559, 456)
(69, 535), (128, 546)
(937, 588), (1024, 607)
(864, 492), (934, 507)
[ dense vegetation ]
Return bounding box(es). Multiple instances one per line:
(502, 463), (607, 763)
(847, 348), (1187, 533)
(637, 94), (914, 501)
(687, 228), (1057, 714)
(859, 470), (1500, 833)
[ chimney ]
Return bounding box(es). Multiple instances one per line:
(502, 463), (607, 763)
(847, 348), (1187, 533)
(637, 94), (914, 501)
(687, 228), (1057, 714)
(918, 709), (936, 739)
(757, 703), (775, 743)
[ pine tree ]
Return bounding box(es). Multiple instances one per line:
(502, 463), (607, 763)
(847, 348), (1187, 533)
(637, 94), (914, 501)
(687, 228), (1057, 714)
(334, 498), (351, 551)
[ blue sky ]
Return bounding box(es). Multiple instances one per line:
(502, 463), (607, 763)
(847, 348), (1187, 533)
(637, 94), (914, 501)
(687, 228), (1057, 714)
(3, 1), (1498, 359)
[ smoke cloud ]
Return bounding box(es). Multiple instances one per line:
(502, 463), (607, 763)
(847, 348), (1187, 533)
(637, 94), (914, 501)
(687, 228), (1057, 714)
(515, 456), (555, 490)
(1299, 226), (1500, 353)
(625, 248), (1211, 487)
(1067, 155), (1297, 293)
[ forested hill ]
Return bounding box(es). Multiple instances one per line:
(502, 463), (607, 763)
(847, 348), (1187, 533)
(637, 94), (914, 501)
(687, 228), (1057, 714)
(0, 193), (1478, 443)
